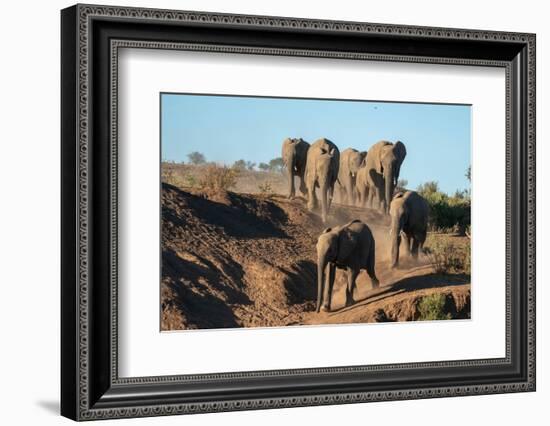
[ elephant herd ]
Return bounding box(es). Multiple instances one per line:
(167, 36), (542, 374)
(282, 137), (408, 219)
(281, 137), (430, 313)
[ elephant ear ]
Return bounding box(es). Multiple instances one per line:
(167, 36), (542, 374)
(336, 225), (359, 263)
(393, 191), (405, 199)
(359, 151), (368, 168)
(376, 143), (392, 174)
(394, 141), (407, 162)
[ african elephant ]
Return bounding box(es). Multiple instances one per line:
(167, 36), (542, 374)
(355, 164), (370, 208)
(281, 138), (310, 199)
(304, 138), (340, 223)
(389, 191), (429, 268)
(316, 220), (379, 312)
(363, 140), (407, 214)
(337, 148), (367, 205)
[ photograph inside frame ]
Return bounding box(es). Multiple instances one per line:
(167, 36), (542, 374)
(160, 93), (472, 331)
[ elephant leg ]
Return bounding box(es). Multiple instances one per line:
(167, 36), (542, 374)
(287, 168), (295, 199)
(411, 238), (420, 259)
(307, 184), (317, 212)
(320, 185), (329, 223)
(328, 185), (334, 210)
(366, 185), (374, 209)
(322, 263), (336, 311)
(418, 232), (427, 255)
(339, 184), (347, 205)
(357, 186), (364, 207)
(347, 181), (355, 205)
(364, 185), (370, 208)
(298, 175), (307, 197)
(402, 232), (412, 257)
(366, 246), (380, 289)
(345, 267), (358, 307)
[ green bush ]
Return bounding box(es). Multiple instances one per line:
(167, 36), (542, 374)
(424, 236), (470, 275)
(417, 294), (451, 321)
(417, 181), (470, 233)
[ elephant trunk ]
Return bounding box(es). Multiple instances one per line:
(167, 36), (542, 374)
(316, 253), (328, 312)
(390, 216), (402, 268)
(384, 164), (395, 214)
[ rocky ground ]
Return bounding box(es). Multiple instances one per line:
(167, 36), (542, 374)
(160, 183), (470, 330)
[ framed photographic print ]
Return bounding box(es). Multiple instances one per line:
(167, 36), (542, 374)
(61, 4), (536, 421)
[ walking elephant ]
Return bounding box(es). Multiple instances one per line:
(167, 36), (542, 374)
(363, 140), (407, 214)
(281, 137), (310, 199)
(355, 164), (370, 208)
(389, 191), (429, 268)
(304, 138), (340, 223)
(316, 220), (379, 312)
(337, 148), (367, 205)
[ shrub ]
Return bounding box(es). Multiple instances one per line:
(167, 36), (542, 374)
(198, 164), (238, 192)
(424, 236), (470, 275)
(417, 294), (451, 321)
(162, 168), (186, 187)
(258, 181), (274, 195)
(162, 166), (199, 189)
(417, 181), (470, 233)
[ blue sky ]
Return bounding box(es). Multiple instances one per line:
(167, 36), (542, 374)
(161, 93), (471, 195)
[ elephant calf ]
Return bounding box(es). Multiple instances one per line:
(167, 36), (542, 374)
(316, 220), (379, 313)
(389, 191), (429, 268)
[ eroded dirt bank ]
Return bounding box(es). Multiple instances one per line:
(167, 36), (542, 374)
(161, 183), (470, 330)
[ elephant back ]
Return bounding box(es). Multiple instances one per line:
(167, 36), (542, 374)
(307, 138), (340, 180)
(391, 190), (430, 226)
(311, 138), (339, 155)
(405, 191), (430, 221)
(295, 139), (310, 165)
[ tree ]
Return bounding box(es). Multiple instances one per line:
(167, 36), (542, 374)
(187, 151), (206, 165)
(258, 162), (270, 172)
(268, 157), (285, 173)
(417, 181), (440, 196)
(453, 189), (469, 199)
(232, 159), (247, 170)
(246, 161), (256, 171)
(465, 166), (471, 182)
(416, 180), (470, 233)
(396, 179), (408, 192)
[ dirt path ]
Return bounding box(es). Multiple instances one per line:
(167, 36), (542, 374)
(161, 184), (470, 330)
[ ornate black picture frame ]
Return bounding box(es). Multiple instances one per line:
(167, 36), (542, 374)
(61, 4), (536, 421)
